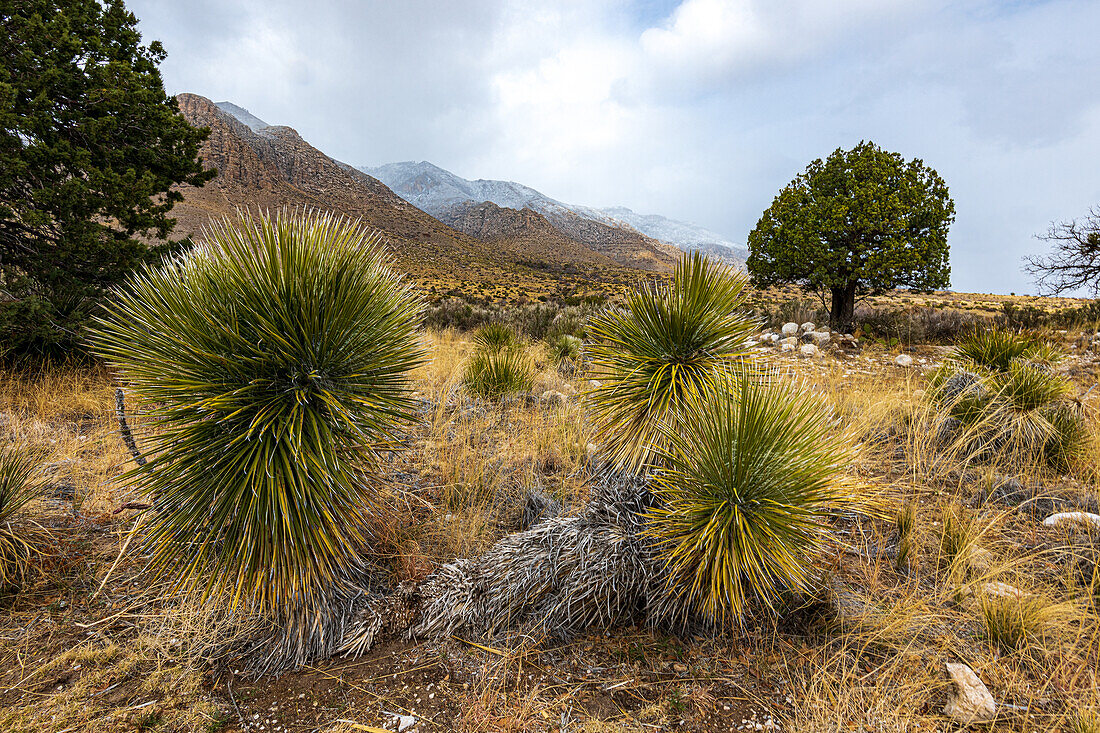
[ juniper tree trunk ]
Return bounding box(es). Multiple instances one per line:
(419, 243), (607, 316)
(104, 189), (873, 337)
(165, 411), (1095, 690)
(830, 282), (857, 331)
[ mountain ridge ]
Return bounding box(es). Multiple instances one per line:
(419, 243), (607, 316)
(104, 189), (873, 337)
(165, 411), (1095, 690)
(363, 160), (746, 267)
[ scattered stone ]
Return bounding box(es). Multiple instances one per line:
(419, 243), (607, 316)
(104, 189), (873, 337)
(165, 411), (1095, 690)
(781, 322), (799, 336)
(808, 331), (831, 346)
(1042, 512), (1100, 530)
(895, 353), (914, 367)
(799, 343), (819, 358)
(780, 342), (796, 352)
(780, 336), (799, 347)
(944, 662), (996, 724)
(799, 321), (815, 333)
(981, 581), (1025, 599)
(540, 390), (568, 407)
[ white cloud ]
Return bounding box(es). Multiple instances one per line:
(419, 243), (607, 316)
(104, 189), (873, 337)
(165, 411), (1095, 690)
(128, 0), (1100, 294)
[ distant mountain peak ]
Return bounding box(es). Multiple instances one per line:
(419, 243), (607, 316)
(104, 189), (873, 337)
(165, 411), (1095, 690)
(214, 101), (269, 132)
(363, 161), (746, 267)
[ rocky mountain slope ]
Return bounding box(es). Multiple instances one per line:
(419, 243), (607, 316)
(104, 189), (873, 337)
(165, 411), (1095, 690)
(364, 160), (744, 268)
(363, 161), (680, 271)
(600, 206), (747, 266)
(170, 96), (650, 300)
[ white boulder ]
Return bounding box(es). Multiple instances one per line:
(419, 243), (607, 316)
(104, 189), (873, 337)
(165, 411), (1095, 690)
(1042, 512), (1100, 530)
(799, 344), (819, 358)
(895, 354), (914, 367)
(799, 321), (816, 333)
(781, 322), (799, 337)
(944, 662), (996, 724)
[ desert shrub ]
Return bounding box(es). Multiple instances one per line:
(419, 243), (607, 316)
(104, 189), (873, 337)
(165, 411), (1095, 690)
(90, 210), (425, 670)
(586, 252), (758, 472)
(423, 298), (494, 332)
(644, 370), (859, 622)
(0, 444), (51, 590)
(950, 328), (1060, 372)
(754, 297), (824, 330)
(464, 346), (535, 399)
(1000, 300), (1100, 331)
(854, 305), (984, 344)
(472, 322), (519, 352)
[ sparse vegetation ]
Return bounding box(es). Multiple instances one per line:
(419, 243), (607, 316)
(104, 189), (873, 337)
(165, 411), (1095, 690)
(0, 444), (51, 590)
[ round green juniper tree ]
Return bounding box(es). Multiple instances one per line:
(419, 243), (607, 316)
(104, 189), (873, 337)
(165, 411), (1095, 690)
(747, 141), (954, 330)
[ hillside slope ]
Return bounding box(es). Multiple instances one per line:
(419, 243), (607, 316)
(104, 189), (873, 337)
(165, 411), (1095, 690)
(363, 161), (680, 271)
(170, 95), (649, 300)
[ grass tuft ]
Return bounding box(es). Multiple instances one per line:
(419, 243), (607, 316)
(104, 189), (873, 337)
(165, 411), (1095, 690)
(0, 443), (52, 589)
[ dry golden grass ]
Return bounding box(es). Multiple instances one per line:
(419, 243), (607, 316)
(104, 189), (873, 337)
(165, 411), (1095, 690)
(0, 329), (1098, 731)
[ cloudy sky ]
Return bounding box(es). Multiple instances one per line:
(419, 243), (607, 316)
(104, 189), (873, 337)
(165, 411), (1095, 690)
(129, 0), (1100, 295)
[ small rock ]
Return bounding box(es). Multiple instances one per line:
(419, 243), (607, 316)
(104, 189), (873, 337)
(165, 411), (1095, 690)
(1042, 512), (1100, 530)
(982, 581), (1025, 599)
(780, 342), (796, 352)
(781, 322), (799, 336)
(809, 331), (831, 346)
(540, 390), (568, 407)
(895, 353), (914, 367)
(944, 662), (996, 724)
(780, 336), (799, 347)
(799, 321), (815, 333)
(799, 344), (819, 358)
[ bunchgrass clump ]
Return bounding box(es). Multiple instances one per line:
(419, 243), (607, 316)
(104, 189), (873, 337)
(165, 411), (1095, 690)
(644, 369), (861, 623)
(979, 592), (1050, 652)
(0, 444), (51, 590)
(939, 504), (979, 576)
(464, 346), (535, 399)
(90, 210), (425, 669)
(585, 252), (758, 472)
(895, 501), (917, 572)
(473, 322), (520, 352)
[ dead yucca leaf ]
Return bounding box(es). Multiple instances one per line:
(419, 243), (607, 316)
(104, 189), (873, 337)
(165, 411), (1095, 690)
(584, 251), (758, 473)
(0, 443), (52, 589)
(90, 209), (425, 671)
(644, 368), (864, 624)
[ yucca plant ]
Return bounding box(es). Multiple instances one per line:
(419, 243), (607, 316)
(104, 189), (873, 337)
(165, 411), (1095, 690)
(473, 322), (520, 352)
(0, 444), (51, 590)
(90, 210), (425, 668)
(950, 328), (1061, 373)
(548, 334), (583, 364)
(463, 346), (535, 399)
(930, 329), (1090, 471)
(585, 252), (758, 472)
(644, 369), (860, 624)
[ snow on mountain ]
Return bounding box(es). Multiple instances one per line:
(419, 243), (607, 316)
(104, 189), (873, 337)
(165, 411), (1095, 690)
(215, 102), (270, 132)
(600, 206), (748, 261)
(362, 161), (743, 265)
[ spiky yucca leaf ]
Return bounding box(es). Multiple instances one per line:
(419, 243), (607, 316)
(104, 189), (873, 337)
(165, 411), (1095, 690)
(473, 322), (520, 352)
(950, 328), (1060, 373)
(645, 369), (858, 624)
(464, 346), (535, 399)
(0, 444), (51, 589)
(585, 252), (757, 472)
(90, 211), (425, 637)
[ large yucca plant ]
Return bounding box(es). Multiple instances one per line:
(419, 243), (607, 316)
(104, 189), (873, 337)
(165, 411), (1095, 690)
(585, 252), (758, 472)
(90, 210), (425, 664)
(644, 369), (859, 624)
(0, 444), (51, 590)
(950, 328), (1061, 373)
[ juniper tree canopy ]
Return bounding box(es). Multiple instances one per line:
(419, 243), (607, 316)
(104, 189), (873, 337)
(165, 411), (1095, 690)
(0, 0), (213, 355)
(747, 141), (954, 330)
